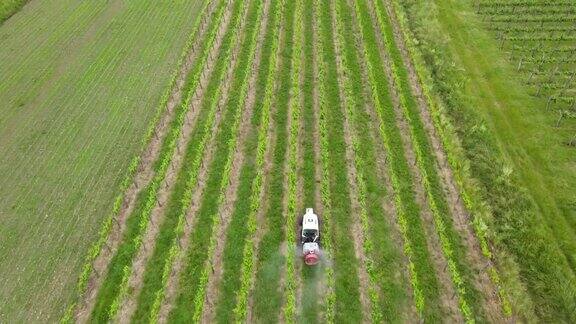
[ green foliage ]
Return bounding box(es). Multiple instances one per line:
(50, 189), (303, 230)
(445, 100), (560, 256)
(250, 0), (294, 321)
(395, 0), (576, 320)
(316, 1), (364, 322)
(0, 0), (29, 24)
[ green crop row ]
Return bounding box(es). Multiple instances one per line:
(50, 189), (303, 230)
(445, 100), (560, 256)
(332, 0), (382, 322)
(128, 1), (235, 321)
(60, 2), (213, 322)
(372, 0), (487, 321)
(391, 0), (547, 317)
(396, 0), (572, 316)
(334, 0), (410, 321)
(88, 1), (231, 321)
(189, 0), (264, 321)
(351, 0), (443, 321)
(283, 0), (303, 322)
(316, 1), (364, 322)
(250, 0), (294, 321)
(167, 0), (256, 321)
(230, 1), (284, 322)
(312, 1), (336, 322)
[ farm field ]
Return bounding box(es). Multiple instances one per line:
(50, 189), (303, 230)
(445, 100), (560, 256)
(1, 0), (575, 323)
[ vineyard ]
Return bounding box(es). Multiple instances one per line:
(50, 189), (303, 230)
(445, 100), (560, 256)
(476, 0), (576, 140)
(1, 0), (575, 322)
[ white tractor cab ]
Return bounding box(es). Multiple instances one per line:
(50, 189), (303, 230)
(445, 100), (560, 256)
(301, 208), (320, 266)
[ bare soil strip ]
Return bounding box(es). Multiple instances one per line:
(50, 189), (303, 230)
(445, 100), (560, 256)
(345, 0), (418, 319)
(381, 0), (505, 321)
(155, 2), (254, 322)
(330, 1), (373, 321)
(200, 0), (271, 321)
(74, 2), (218, 321)
(364, 1), (462, 321)
(114, 1), (239, 321)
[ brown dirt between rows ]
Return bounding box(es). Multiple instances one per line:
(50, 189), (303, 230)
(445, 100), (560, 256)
(381, 0), (506, 322)
(114, 1), (238, 322)
(199, 0), (272, 321)
(73, 1), (217, 322)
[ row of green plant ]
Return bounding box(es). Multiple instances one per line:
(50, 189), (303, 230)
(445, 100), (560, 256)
(208, 1), (282, 323)
(60, 1), (213, 322)
(372, 0), (490, 320)
(249, 0), (295, 321)
(312, 1), (336, 321)
(333, 0), (410, 321)
(283, 0), (303, 321)
(350, 0), (443, 321)
(87, 0), (231, 321)
(128, 1), (237, 321)
(299, 2), (320, 322)
(390, 0), (522, 316)
(166, 0), (261, 321)
(486, 14), (576, 22)
(189, 0), (265, 321)
(332, 1), (382, 322)
(316, 2), (363, 322)
(394, 0), (576, 319)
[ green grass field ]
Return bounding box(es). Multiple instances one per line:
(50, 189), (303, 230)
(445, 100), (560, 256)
(1, 0), (575, 322)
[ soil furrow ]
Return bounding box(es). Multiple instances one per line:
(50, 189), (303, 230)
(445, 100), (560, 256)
(200, 0), (271, 321)
(380, 0), (506, 321)
(344, 1), (419, 320)
(73, 2), (218, 321)
(363, 1), (463, 321)
(329, 1), (373, 321)
(113, 1), (239, 321)
(155, 0), (254, 321)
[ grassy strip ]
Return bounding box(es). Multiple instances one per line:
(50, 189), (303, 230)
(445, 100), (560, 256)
(166, 0), (256, 321)
(299, 1), (320, 322)
(283, 0), (303, 321)
(388, 0), (520, 316)
(210, 0), (281, 322)
(312, 1), (336, 321)
(332, 0), (409, 321)
(60, 2), (212, 322)
(371, 0), (484, 320)
(0, 0), (29, 24)
(350, 0), (443, 321)
(88, 1), (230, 321)
(250, 0), (294, 321)
(316, 2), (363, 322)
(394, 0), (576, 320)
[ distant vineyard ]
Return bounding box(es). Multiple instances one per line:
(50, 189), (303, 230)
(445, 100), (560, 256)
(476, 0), (576, 139)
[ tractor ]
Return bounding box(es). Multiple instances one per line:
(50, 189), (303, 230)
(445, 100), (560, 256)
(301, 208), (321, 266)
